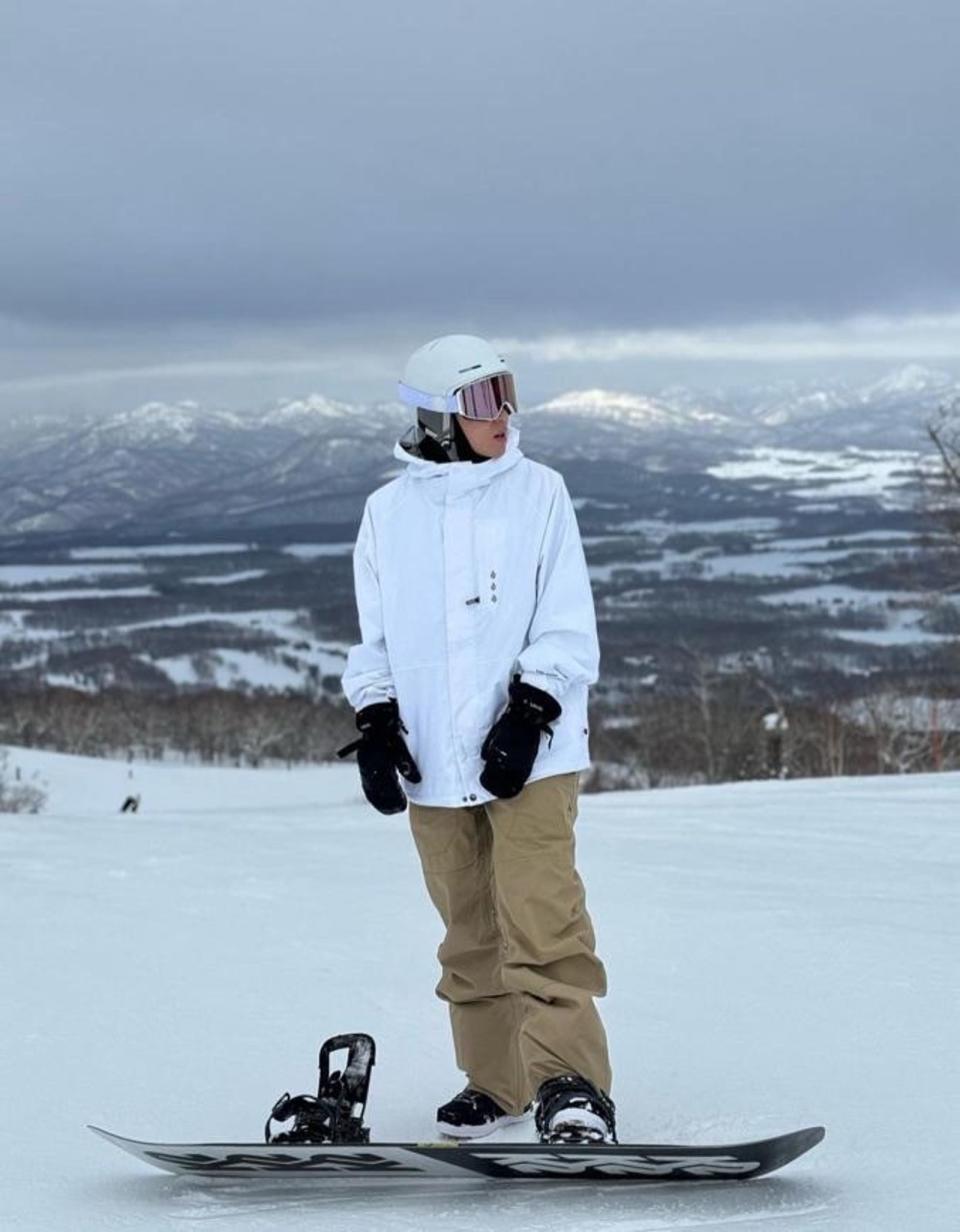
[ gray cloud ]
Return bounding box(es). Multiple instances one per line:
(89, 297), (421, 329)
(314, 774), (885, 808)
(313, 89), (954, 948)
(1, 0), (958, 410)
(1, 310), (957, 419)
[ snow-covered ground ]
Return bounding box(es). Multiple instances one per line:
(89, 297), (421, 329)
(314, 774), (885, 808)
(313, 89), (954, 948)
(69, 544), (254, 560)
(0, 562), (147, 585)
(0, 747), (957, 1230)
(0, 597), (350, 692)
(706, 448), (935, 504)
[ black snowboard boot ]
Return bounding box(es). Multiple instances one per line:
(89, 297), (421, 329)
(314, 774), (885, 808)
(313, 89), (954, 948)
(436, 1086), (533, 1139)
(535, 1074), (617, 1144)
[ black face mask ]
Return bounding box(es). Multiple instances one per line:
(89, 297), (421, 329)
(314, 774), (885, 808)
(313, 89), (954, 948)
(451, 416), (489, 463)
(415, 432), (453, 463)
(408, 416), (492, 464)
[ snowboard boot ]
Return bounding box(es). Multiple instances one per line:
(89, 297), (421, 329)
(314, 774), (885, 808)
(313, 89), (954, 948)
(436, 1086), (533, 1139)
(535, 1074), (618, 1145)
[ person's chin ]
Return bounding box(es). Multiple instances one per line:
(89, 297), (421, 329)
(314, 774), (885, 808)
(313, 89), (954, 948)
(475, 437), (505, 459)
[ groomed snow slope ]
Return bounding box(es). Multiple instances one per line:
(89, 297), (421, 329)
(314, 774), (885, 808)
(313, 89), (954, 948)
(0, 747), (957, 1231)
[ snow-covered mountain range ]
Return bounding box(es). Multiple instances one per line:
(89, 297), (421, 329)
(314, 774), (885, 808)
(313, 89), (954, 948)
(0, 366), (955, 536)
(530, 363), (958, 445)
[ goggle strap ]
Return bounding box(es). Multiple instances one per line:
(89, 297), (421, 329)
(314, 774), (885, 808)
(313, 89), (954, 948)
(398, 372), (517, 419)
(397, 381), (457, 413)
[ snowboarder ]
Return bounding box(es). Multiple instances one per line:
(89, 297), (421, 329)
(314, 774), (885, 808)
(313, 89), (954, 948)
(338, 335), (615, 1145)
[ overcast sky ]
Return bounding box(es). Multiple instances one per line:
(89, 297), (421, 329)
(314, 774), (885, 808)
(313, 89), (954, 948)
(1, 0), (958, 415)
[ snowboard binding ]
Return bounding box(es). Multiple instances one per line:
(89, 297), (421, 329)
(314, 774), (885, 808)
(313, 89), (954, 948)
(265, 1033), (376, 1145)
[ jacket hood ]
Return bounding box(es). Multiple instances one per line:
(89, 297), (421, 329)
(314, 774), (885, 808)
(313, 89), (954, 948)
(393, 420), (524, 491)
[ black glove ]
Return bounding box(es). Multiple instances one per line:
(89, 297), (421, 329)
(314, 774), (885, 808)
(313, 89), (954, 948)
(336, 699), (421, 815)
(479, 673), (562, 799)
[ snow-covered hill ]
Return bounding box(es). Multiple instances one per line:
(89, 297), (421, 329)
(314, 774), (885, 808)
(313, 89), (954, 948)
(531, 388), (734, 432)
(527, 365), (959, 448)
(0, 365), (955, 536)
(1, 747), (956, 1230)
(734, 364), (960, 448)
(0, 395), (396, 536)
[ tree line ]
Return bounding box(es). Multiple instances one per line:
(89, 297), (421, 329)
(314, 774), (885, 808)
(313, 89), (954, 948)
(1, 678), (957, 796)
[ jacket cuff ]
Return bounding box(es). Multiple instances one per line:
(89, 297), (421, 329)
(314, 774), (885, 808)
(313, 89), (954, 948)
(354, 686), (397, 711)
(518, 671), (563, 702)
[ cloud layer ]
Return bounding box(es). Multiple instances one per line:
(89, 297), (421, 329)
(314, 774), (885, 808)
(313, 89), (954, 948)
(4, 1), (958, 327)
(500, 312), (960, 364)
(2, 1), (957, 412)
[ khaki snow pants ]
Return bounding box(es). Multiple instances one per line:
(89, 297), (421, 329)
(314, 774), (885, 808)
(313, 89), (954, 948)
(408, 771), (611, 1116)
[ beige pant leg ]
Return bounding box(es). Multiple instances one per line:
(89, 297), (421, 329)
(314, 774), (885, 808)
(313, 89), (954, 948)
(408, 800), (527, 1114)
(486, 771), (612, 1100)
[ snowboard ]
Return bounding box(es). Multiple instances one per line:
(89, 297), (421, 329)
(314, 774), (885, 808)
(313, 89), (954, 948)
(89, 1123), (824, 1182)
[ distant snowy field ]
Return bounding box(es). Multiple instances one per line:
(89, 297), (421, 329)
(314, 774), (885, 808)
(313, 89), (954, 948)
(705, 446), (933, 502)
(1, 747), (957, 1231)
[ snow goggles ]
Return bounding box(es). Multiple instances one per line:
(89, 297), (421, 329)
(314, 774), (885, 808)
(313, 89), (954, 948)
(398, 371), (518, 421)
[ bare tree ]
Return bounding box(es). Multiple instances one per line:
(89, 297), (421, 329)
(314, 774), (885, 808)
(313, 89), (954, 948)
(0, 749), (47, 813)
(677, 642), (721, 782)
(853, 693), (936, 775)
(785, 700), (847, 777)
(821, 702), (849, 777)
(927, 398), (960, 552)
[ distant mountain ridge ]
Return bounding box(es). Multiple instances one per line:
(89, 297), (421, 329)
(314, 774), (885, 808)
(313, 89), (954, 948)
(529, 363), (959, 444)
(0, 365), (955, 538)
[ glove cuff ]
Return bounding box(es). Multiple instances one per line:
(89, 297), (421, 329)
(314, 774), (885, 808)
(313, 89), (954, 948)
(356, 698), (402, 734)
(508, 673), (562, 725)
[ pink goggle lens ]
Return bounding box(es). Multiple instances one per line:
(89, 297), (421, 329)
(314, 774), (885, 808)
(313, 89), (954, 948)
(456, 372), (518, 420)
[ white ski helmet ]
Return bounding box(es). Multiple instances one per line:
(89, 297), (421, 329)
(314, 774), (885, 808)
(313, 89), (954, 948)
(397, 334), (517, 460)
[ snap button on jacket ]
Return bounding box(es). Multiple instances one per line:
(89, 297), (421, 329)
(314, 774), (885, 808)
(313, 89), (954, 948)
(340, 422), (600, 806)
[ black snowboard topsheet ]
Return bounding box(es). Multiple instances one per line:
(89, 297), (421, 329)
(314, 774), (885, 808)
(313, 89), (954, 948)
(89, 1124), (825, 1182)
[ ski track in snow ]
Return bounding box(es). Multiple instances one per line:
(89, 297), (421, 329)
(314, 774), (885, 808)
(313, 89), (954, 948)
(0, 747), (957, 1230)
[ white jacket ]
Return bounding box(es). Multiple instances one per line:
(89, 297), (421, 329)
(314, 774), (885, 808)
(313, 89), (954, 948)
(340, 420), (600, 806)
